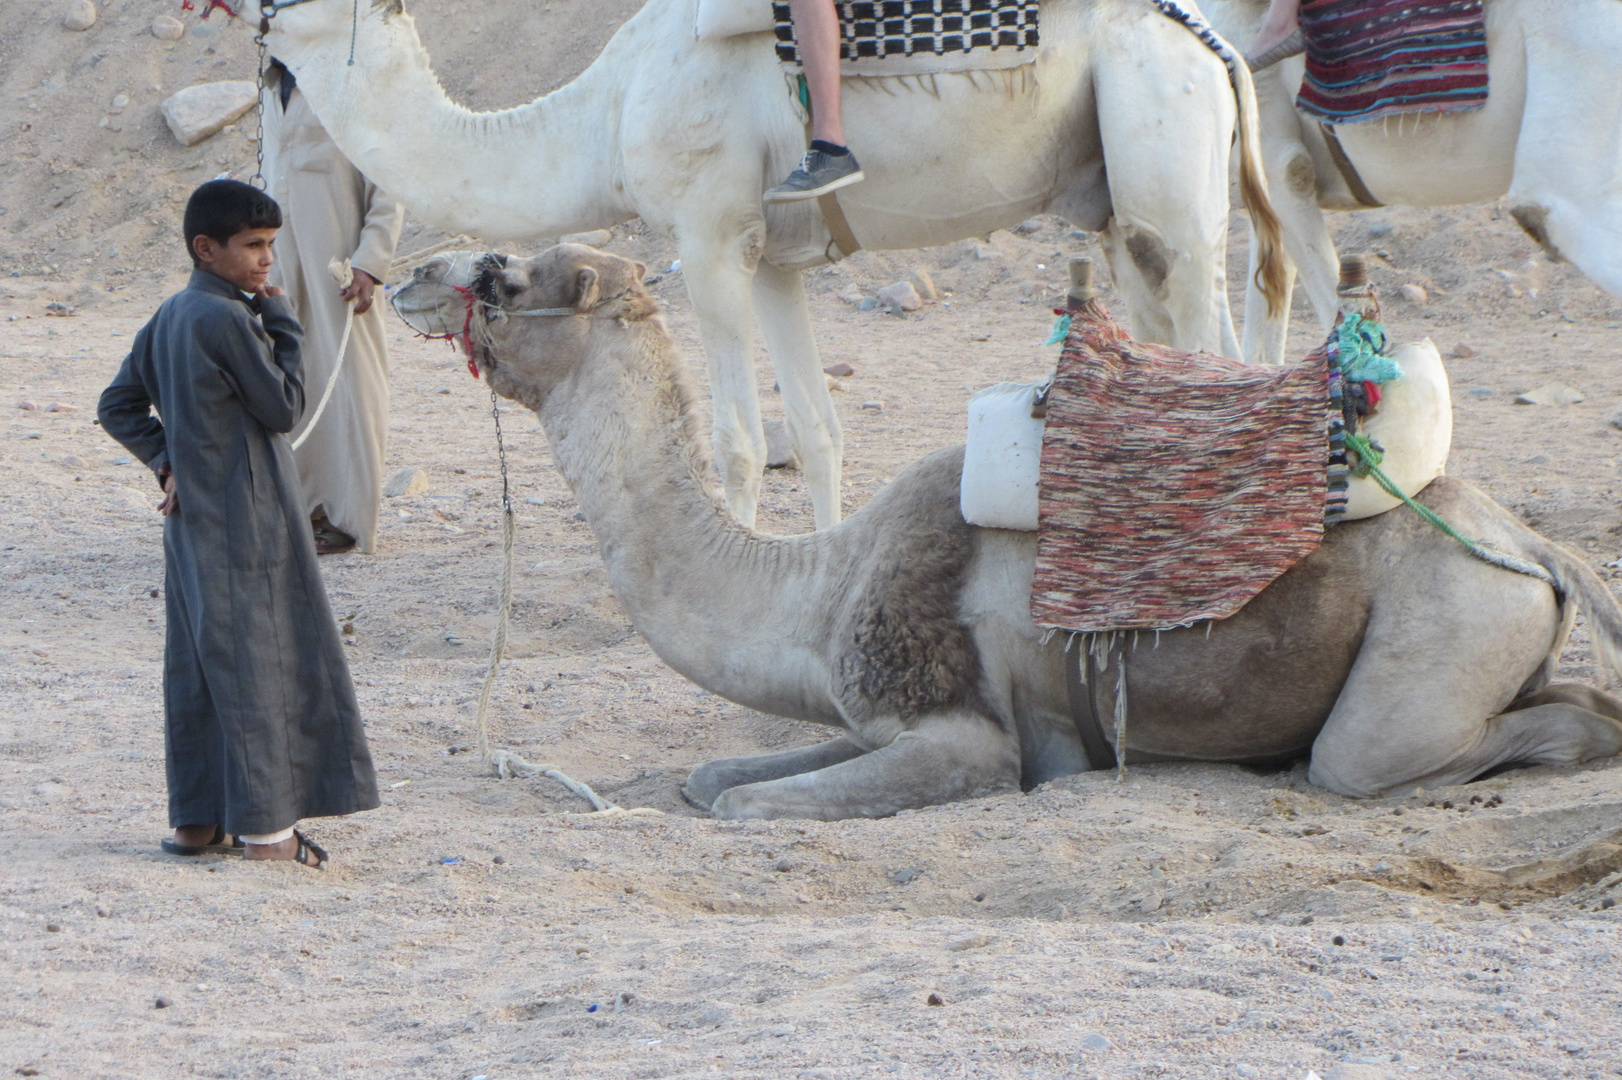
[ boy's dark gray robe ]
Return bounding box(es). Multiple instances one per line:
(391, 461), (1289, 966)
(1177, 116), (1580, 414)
(99, 269), (379, 835)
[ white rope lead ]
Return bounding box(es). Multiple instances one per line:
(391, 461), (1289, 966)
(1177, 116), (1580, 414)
(471, 386), (657, 817)
(290, 258), (357, 451)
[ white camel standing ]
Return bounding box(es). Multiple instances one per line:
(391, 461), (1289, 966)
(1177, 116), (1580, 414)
(265, 0), (1285, 529)
(1206, 0), (1622, 364)
(410, 245), (1622, 819)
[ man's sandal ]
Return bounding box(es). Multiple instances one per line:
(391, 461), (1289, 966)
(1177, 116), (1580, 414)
(313, 526), (356, 556)
(160, 826), (245, 857)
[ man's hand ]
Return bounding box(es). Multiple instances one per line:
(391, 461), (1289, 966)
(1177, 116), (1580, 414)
(340, 269), (379, 314)
(157, 470), (178, 517)
(257, 283), (286, 299)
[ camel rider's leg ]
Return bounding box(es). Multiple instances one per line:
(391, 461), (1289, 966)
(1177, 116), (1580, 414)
(764, 0), (865, 203)
(1246, 0), (1305, 71)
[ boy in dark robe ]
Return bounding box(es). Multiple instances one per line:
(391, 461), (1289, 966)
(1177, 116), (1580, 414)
(99, 179), (379, 869)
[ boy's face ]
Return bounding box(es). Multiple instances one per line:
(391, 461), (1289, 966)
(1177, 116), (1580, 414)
(193, 227), (278, 294)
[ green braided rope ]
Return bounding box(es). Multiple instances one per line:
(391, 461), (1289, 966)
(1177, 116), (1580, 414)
(1342, 431), (1554, 586)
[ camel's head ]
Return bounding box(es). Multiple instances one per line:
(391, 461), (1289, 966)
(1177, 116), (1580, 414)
(397, 245), (656, 408)
(264, 0), (405, 64)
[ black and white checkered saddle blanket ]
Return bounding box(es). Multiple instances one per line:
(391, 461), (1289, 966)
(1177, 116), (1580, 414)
(772, 0), (1040, 77)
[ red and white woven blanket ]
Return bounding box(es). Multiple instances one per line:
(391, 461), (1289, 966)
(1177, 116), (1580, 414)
(1031, 303), (1331, 633)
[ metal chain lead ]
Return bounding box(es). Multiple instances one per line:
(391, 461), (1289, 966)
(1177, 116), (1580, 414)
(249, 5), (270, 188)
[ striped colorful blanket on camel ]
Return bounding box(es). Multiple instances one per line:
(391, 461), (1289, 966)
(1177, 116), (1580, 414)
(1031, 300), (1346, 634)
(1295, 0), (1489, 124)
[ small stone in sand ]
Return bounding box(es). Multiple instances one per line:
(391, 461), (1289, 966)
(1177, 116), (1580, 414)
(763, 419), (798, 470)
(1397, 283), (1428, 304)
(1451, 343), (1477, 359)
(46, 923), (62, 933)
(46, 402), (75, 412)
(17, 400), (38, 410)
(62, 0), (98, 31)
(154, 997), (171, 1009)
(151, 15), (185, 39)
(876, 281), (923, 312)
(861, 401), (884, 411)
(822, 362), (855, 378)
(1514, 382), (1584, 406)
(383, 468), (430, 497)
(926, 993), (944, 1006)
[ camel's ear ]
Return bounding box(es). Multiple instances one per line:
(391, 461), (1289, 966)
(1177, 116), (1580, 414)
(574, 266), (601, 311)
(632, 261), (648, 283)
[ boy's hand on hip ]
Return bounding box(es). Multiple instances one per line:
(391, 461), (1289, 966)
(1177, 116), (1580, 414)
(158, 471), (179, 517)
(340, 270), (378, 315)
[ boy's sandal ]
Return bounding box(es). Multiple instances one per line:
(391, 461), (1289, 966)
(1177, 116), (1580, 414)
(160, 825), (245, 857)
(293, 830), (329, 870)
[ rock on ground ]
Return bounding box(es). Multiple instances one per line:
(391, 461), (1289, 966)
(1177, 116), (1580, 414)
(561, 229), (612, 248)
(150, 15), (185, 40)
(876, 281), (923, 312)
(160, 81), (257, 147)
(61, 0), (97, 31)
(1515, 382), (1585, 406)
(762, 419), (798, 470)
(383, 467), (430, 497)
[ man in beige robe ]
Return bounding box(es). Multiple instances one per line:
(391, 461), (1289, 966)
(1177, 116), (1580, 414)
(261, 60), (405, 554)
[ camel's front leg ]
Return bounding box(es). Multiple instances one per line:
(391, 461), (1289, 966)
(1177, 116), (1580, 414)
(682, 735), (867, 811)
(709, 713), (1021, 820)
(680, 230), (769, 528)
(752, 262), (843, 528)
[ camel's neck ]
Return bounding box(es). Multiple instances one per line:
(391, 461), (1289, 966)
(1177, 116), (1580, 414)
(267, 7), (639, 240)
(509, 323), (839, 723)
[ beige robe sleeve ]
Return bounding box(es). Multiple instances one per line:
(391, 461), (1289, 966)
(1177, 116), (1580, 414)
(349, 181), (404, 285)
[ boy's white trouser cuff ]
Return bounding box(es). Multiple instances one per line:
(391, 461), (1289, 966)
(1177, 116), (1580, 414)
(241, 826), (295, 846)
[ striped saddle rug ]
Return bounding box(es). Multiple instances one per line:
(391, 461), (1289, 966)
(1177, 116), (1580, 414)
(1296, 0), (1489, 124)
(771, 0), (1039, 77)
(1031, 302), (1341, 635)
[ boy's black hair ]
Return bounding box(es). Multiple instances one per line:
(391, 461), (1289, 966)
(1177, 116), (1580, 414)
(183, 180), (282, 266)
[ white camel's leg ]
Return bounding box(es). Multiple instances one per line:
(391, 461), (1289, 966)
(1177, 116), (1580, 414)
(709, 713), (1021, 820)
(1505, 3), (1622, 299)
(751, 262), (843, 528)
(682, 736), (868, 810)
(679, 231), (769, 528)
(1092, 21), (1236, 357)
(1305, 562), (1608, 797)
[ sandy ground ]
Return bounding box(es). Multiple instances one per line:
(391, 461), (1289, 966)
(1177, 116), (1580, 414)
(6, 2), (1622, 1079)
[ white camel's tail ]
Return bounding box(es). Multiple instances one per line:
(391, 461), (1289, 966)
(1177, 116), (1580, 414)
(1146, 0), (1288, 319)
(1535, 540), (1622, 689)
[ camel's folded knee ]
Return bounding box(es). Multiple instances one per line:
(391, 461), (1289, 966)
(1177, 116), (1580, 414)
(709, 713), (1020, 821)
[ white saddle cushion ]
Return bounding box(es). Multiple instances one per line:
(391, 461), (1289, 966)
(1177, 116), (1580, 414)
(695, 0), (773, 39)
(1343, 338), (1451, 520)
(960, 381), (1045, 531)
